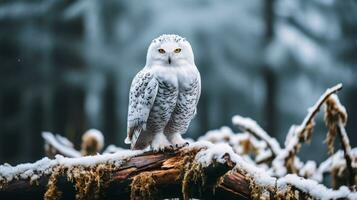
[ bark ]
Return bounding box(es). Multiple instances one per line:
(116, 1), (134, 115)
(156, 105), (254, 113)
(0, 150), (251, 200)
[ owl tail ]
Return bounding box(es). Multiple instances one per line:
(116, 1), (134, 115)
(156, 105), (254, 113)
(124, 137), (131, 144)
(125, 126), (143, 149)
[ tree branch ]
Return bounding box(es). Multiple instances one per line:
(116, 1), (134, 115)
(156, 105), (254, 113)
(1, 143), (355, 200)
(272, 83), (343, 176)
(0, 147), (251, 200)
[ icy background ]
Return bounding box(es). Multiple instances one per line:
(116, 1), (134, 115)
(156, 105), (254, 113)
(0, 0), (356, 164)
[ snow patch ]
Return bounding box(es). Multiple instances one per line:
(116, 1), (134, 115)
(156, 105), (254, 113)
(278, 174), (357, 199)
(0, 149), (144, 183)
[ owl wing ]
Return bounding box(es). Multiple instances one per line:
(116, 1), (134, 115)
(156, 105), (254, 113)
(193, 72), (201, 116)
(125, 69), (158, 148)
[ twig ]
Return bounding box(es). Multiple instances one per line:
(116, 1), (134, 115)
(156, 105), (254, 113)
(232, 115), (281, 158)
(272, 83), (343, 176)
(325, 94), (355, 186)
(336, 122), (355, 186)
(198, 127), (274, 164)
(42, 132), (81, 158)
(300, 83), (343, 139)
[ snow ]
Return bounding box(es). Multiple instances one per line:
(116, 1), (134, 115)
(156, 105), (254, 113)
(299, 160), (317, 178)
(42, 132), (81, 158)
(55, 134), (74, 148)
(190, 141), (357, 199)
(328, 94), (347, 122)
(194, 142), (235, 167)
(198, 126), (272, 163)
(198, 126), (235, 143)
(191, 142), (276, 187)
(300, 83), (342, 129)
(82, 129), (104, 150)
(103, 145), (125, 154)
(1, 139), (356, 199)
(53, 150), (141, 167)
(232, 115), (281, 155)
(313, 148), (357, 182)
(0, 149), (144, 183)
(272, 84), (343, 177)
(278, 174), (357, 199)
(0, 157), (53, 182)
(255, 150), (272, 163)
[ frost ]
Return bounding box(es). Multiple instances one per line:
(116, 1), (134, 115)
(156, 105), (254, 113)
(82, 129), (104, 149)
(81, 129), (105, 155)
(232, 115), (281, 155)
(272, 84), (343, 177)
(299, 160), (317, 178)
(0, 149), (144, 183)
(313, 148), (357, 182)
(0, 157), (54, 182)
(42, 132), (81, 158)
(194, 143), (235, 167)
(278, 174), (357, 199)
(198, 126), (274, 165)
(103, 145), (125, 154)
(192, 142), (356, 199)
(192, 142), (276, 187)
(55, 134), (74, 148)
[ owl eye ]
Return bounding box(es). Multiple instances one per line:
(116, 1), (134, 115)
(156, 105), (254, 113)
(158, 48), (165, 54)
(174, 48), (181, 53)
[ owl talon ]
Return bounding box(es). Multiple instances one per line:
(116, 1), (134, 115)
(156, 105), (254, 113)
(174, 142), (187, 149)
(151, 133), (171, 152)
(168, 133), (188, 149)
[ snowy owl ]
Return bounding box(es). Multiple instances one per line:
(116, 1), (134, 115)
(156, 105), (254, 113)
(125, 34), (201, 151)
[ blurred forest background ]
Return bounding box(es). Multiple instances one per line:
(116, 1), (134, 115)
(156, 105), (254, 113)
(0, 0), (356, 164)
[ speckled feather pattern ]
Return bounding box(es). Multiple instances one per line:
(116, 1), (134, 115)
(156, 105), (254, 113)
(126, 34), (201, 150)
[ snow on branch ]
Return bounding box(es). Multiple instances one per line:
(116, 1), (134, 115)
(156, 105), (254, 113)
(313, 148), (357, 185)
(272, 83), (343, 176)
(42, 129), (104, 158)
(324, 94), (355, 187)
(42, 132), (81, 158)
(232, 115), (281, 158)
(1, 142), (356, 199)
(198, 127), (273, 164)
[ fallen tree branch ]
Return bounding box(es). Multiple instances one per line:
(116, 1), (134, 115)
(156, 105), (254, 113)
(1, 143), (356, 200)
(0, 145), (251, 200)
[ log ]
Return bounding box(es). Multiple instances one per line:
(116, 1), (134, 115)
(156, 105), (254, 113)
(0, 149), (251, 200)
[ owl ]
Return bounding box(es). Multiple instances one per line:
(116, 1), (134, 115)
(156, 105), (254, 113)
(125, 34), (201, 151)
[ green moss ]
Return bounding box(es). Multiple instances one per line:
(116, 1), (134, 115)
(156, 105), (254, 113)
(130, 172), (158, 200)
(44, 163), (117, 200)
(182, 162), (205, 200)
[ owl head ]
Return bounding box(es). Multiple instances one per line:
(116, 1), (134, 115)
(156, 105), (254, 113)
(146, 34), (195, 67)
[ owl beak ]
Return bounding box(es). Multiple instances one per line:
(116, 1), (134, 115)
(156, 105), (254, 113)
(168, 56), (171, 64)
